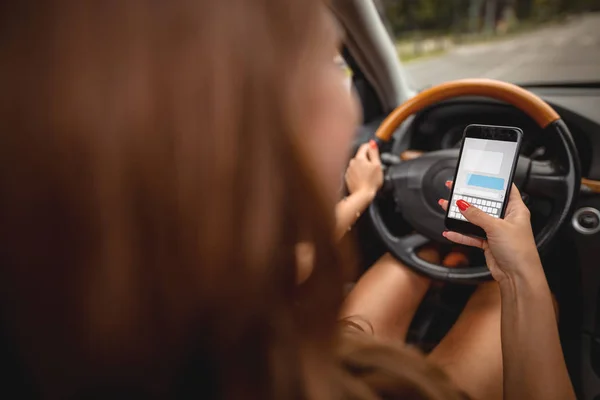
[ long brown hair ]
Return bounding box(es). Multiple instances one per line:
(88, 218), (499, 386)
(0, 1), (462, 399)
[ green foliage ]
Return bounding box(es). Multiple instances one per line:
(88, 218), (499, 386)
(381, 0), (597, 36)
(381, 0), (471, 35)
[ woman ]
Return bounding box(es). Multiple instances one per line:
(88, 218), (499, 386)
(0, 1), (573, 399)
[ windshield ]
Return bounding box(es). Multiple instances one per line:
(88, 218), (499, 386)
(377, 0), (600, 89)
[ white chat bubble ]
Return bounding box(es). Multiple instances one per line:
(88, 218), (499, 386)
(463, 149), (503, 175)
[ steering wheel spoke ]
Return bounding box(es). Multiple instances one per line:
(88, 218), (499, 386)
(398, 232), (430, 251)
(524, 160), (569, 199)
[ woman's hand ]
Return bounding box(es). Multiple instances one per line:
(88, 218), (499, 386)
(439, 182), (541, 284)
(345, 140), (383, 199)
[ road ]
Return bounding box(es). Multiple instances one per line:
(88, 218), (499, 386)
(405, 13), (600, 89)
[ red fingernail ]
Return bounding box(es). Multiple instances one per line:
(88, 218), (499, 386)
(369, 140), (377, 149)
(445, 180), (452, 188)
(456, 199), (469, 211)
(438, 199), (444, 206)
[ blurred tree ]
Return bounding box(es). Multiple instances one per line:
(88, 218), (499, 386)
(380, 0), (595, 37)
(381, 0), (471, 35)
(484, 0), (497, 33)
(515, 0), (534, 19)
(534, 0), (560, 20)
(563, 0), (600, 12)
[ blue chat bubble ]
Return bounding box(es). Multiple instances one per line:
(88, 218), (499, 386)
(467, 174), (505, 190)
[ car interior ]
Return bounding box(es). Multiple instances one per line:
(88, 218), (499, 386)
(331, 1), (600, 399)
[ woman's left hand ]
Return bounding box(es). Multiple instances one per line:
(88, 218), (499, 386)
(345, 140), (383, 198)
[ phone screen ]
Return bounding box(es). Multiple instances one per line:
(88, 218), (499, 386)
(447, 136), (519, 222)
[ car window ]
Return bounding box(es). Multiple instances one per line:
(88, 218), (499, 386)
(377, 0), (600, 89)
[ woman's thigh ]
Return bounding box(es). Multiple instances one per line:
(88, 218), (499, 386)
(428, 282), (503, 400)
(340, 249), (438, 341)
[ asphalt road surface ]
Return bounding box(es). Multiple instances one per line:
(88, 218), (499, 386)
(405, 13), (600, 89)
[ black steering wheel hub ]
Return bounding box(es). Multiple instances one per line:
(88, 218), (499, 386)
(389, 150), (462, 240)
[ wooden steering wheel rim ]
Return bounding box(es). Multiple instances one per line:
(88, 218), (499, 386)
(375, 78), (560, 142)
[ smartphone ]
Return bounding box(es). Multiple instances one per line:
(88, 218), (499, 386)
(445, 124), (523, 238)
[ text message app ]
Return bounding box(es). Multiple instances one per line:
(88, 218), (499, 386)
(448, 138), (518, 221)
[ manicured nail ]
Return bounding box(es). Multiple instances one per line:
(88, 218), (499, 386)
(445, 180), (452, 188)
(456, 199), (470, 211)
(438, 199), (445, 207)
(369, 140), (377, 149)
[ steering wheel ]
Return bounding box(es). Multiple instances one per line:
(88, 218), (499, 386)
(369, 79), (581, 284)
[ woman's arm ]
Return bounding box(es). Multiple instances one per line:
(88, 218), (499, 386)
(499, 263), (575, 400)
(334, 189), (375, 240)
(335, 140), (382, 240)
(444, 186), (575, 400)
(296, 141), (382, 284)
